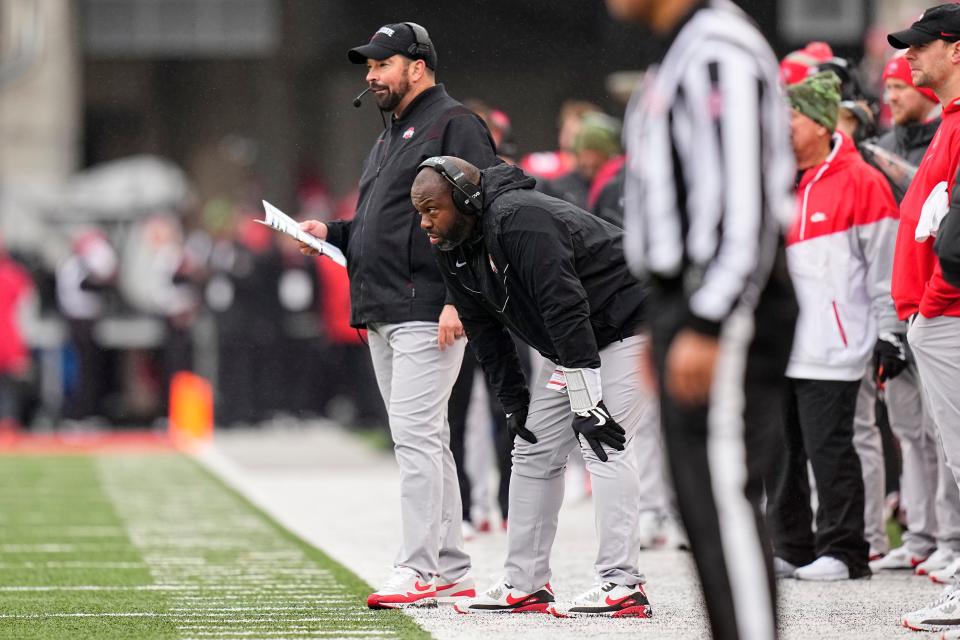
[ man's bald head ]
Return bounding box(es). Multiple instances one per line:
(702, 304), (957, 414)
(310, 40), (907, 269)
(411, 156), (480, 251)
(411, 156), (481, 198)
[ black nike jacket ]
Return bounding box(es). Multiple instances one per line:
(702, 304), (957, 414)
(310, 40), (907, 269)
(326, 84), (498, 328)
(434, 163), (648, 413)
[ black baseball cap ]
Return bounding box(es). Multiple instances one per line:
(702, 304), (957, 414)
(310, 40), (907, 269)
(888, 3), (960, 49)
(348, 22), (437, 70)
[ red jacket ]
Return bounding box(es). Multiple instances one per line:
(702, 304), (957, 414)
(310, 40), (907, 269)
(0, 257), (31, 375)
(786, 133), (900, 380)
(893, 99), (960, 320)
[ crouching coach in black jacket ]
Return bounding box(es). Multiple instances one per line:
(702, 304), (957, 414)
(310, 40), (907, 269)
(411, 156), (662, 618)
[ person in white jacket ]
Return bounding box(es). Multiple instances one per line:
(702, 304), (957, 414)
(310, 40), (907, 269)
(766, 72), (901, 582)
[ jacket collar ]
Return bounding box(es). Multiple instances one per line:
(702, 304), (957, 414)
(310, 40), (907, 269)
(393, 84), (446, 125)
(798, 131), (856, 189)
(895, 115), (941, 150)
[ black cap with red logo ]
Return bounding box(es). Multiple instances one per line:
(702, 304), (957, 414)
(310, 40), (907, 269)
(889, 3), (960, 49)
(348, 23), (437, 70)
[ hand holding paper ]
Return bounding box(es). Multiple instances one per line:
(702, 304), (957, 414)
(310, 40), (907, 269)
(256, 200), (346, 267)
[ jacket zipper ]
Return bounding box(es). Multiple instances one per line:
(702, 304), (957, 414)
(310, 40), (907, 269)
(831, 300), (848, 347)
(798, 135), (839, 240)
(356, 127), (393, 310)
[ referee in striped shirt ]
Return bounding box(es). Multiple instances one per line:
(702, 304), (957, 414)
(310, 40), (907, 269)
(607, 1), (798, 639)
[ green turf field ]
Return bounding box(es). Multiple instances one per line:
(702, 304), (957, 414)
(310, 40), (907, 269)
(0, 452), (430, 640)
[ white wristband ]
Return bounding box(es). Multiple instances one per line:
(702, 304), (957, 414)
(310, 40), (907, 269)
(560, 367), (602, 414)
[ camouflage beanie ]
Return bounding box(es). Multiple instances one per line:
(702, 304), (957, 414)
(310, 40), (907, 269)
(574, 112), (622, 156)
(787, 71), (842, 132)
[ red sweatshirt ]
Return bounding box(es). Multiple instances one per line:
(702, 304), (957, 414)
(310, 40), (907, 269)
(893, 99), (960, 320)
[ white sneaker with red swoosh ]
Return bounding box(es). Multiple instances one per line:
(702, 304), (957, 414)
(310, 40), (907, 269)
(550, 582), (652, 618)
(366, 567), (437, 609)
(453, 580), (554, 614)
(435, 574), (476, 603)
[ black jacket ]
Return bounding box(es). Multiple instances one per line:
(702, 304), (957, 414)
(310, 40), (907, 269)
(435, 163), (647, 413)
(862, 117), (940, 204)
(326, 85), (498, 328)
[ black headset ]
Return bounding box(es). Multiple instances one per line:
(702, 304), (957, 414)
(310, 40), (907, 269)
(403, 22), (433, 63)
(417, 157), (482, 216)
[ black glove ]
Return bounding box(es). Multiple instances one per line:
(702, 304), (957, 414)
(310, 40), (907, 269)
(875, 334), (907, 382)
(506, 406), (537, 444)
(571, 400), (626, 463)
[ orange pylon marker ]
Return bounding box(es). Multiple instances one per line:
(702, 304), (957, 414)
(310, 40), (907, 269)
(168, 372), (214, 450)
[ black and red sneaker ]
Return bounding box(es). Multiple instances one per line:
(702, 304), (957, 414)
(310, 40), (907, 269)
(453, 580), (554, 614)
(550, 582), (652, 618)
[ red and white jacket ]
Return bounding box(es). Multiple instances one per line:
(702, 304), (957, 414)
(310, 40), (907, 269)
(893, 99), (960, 320)
(786, 132), (900, 381)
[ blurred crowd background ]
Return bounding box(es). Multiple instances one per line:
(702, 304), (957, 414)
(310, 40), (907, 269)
(0, 0), (936, 432)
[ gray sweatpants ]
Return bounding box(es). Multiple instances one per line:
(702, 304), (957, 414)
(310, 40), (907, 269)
(853, 372), (889, 555)
(504, 335), (656, 592)
(367, 321), (470, 583)
(885, 363), (960, 554)
(908, 316), (960, 493)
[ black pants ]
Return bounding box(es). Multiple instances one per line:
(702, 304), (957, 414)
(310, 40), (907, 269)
(448, 348), (513, 522)
(65, 319), (111, 421)
(766, 378), (870, 575)
(650, 270), (796, 640)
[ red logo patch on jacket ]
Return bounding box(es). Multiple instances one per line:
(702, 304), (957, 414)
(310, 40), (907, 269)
(403, 127), (415, 140)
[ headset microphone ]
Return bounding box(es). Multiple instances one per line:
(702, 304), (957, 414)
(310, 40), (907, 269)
(352, 87), (372, 108)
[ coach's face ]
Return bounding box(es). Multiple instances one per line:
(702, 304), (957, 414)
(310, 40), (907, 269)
(790, 109), (830, 170)
(412, 172), (475, 251)
(365, 54), (415, 112)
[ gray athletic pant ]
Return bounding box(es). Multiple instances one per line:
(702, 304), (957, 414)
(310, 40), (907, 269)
(885, 362), (960, 554)
(504, 335), (654, 593)
(908, 316), (960, 493)
(367, 321), (470, 582)
(853, 372), (889, 555)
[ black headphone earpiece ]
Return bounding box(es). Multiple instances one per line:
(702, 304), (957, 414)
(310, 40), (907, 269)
(403, 22), (433, 60)
(417, 157), (482, 216)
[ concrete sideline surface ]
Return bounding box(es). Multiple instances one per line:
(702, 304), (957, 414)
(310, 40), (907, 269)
(197, 422), (943, 640)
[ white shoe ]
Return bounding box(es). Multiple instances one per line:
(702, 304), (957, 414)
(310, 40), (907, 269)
(658, 516), (689, 550)
(902, 585), (960, 631)
(931, 557), (960, 584)
(941, 629), (960, 640)
(794, 556), (850, 581)
(869, 545), (928, 572)
(436, 574), (477, 603)
(453, 579), (554, 614)
(920, 549), (958, 576)
(550, 582), (652, 618)
(461, 521), (477, 542)
(773, 557), (797, 579)
(635, 511), (661, 549)
(367, 567), (437, 609)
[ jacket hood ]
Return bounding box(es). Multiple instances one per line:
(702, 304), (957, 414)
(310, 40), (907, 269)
(480, 163), (537, 208)
(798, 132), (860, 189)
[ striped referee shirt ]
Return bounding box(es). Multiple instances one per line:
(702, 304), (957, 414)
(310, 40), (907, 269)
(622, 0), (794, 335)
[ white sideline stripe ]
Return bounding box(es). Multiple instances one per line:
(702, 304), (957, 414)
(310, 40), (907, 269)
(0, 613), (170, 619)
(0, 585), (195, 591)
(181, 632), (395, 637)
(0, 585), (351, 594)
(0, 544), (76, 552)
(0, 561), (146, 569)
(0, 612), (377, 621)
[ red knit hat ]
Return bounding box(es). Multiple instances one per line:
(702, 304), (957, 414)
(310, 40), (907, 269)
(882, 54), (939, 103)
(780, 42), (835, 85)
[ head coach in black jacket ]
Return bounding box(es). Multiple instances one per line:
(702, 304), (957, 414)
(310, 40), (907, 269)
(297, 23), (498, 609)
(411, 156), (663, 618)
